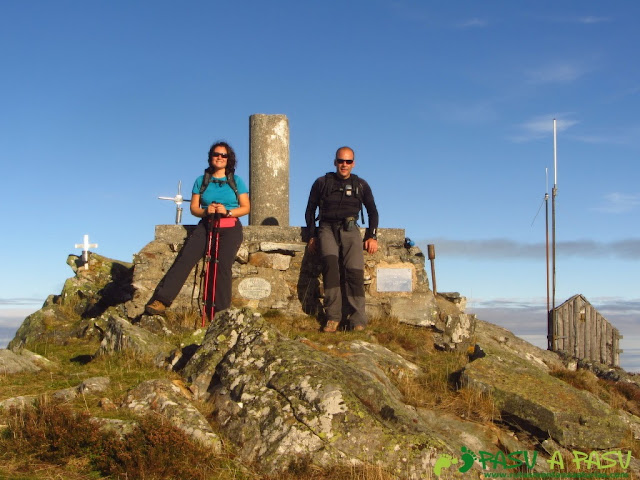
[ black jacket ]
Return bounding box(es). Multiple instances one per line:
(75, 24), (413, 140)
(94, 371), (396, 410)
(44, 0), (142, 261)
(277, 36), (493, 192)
(305, 172), (379, 240)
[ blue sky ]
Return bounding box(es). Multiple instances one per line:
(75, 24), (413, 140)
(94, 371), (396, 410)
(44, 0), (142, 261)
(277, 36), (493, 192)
(1, 1), (638, 369)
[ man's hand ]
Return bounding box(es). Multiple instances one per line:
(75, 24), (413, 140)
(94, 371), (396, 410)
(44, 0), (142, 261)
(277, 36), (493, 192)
(364, 238), (378, 254)
(308, 237), (318, 254)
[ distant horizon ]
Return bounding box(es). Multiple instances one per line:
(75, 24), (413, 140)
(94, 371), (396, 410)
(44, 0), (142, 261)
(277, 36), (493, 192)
(3, 301), (638, 374)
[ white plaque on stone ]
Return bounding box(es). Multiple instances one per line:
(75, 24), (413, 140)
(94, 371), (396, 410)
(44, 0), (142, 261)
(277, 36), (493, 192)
(376, 268), (412, 292)
(238, 277), (272, 300)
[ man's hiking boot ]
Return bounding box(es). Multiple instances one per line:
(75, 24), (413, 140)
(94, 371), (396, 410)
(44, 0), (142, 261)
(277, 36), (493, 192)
(145, 300), (167, 316)
(323, 320), (340, 333)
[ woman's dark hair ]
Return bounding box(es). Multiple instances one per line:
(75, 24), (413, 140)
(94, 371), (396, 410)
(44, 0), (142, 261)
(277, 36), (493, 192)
(207, 141), (236, 175)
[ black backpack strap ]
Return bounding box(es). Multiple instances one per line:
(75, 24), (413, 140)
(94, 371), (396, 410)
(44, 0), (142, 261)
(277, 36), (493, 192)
(317, 172), (335, 222)
(199, 169), (212, 207)
(198, 169), (240, 205)
(350, 174), (365, 223)
(226, 172), (239, 202)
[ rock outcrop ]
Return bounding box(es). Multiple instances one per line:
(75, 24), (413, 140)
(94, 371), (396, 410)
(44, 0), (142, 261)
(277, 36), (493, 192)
(0, 348), (50, 375)
(96, 315), (175, 365)
(182, 308), (482, 477)
(0, 376), (110, 410)
(2, 247), (639, 479)
(462, 350), (628, 449)
(120, 378), (222, 451)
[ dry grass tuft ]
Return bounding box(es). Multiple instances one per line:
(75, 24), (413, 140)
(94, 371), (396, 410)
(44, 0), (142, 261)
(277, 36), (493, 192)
(166, 306), (202, 330)
(444, 386), (500, 423)
(57, 292), (83, 320)
(551, 367), (640, 417)
(0, 401), (248, 480)
(368, 315), (434, 360)
(262, 457), (398, 480)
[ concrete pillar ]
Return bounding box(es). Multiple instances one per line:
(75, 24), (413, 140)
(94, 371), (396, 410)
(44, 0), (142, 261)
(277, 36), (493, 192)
(249, 114), (289, 226)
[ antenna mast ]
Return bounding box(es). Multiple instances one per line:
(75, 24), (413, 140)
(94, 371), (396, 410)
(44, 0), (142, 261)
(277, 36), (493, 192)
(550, 119), (558, 350)
(545, 168), (551, 349)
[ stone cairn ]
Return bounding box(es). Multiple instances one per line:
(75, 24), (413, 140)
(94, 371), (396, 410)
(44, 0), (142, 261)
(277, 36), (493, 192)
(124, 114), (474, 349)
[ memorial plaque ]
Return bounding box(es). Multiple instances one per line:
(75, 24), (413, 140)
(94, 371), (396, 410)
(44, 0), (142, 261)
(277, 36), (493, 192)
(238, 277), (272, 300)
(376, 267), (412, 292)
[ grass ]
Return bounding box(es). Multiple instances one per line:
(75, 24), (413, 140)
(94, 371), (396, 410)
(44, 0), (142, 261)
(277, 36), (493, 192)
(550, 367), (640, 417)
(165, 306), (203, 331)
(0, 400), (250, 480)
(57, 292), (84, 321)
(0, 337), (178, 422)
(550, 366), (640, 467)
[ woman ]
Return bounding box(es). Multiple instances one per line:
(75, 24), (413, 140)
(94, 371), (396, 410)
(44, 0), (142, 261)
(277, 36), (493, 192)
(145, 141), (250, 318)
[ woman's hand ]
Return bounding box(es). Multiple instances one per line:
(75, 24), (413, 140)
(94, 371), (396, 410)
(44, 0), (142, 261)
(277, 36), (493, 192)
(212, 203), (227, 215)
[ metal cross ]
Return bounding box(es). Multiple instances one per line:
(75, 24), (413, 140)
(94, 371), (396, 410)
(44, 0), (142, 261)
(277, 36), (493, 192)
(74, 234), (98, 270)
(159, 181), (191, 224)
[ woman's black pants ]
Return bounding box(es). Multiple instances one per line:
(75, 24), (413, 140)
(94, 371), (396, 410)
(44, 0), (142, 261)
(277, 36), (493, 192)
(153, 218), (242, 311)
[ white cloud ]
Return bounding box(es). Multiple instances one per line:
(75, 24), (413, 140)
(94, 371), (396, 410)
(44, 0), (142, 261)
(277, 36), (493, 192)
(577, 16), (611, 25)
(456, 18), (488, 28)
(510, 114), (578, 142)
(569, 125), (640, 146)
(0, 297), (43, 306)
(593, 193), (640, 213)
(0, 308), (36, 328)
(438, 100), (499, 125)
(525, 62), (589, 85)
(418, 237), (640, 259)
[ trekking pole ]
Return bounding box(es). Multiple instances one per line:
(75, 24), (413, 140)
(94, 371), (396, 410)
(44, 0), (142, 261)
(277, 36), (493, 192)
(201, 214), (222, 327)
(201, 214), (216, 328)
(208, 215), (222, 323)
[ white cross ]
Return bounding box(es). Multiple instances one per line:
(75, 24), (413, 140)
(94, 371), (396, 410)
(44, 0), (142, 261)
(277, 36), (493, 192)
(74, 234), (98, 270)
(159, 180), (191, 224)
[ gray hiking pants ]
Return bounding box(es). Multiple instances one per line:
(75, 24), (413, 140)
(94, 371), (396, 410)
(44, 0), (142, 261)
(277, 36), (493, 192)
(318, 222), (367, 328)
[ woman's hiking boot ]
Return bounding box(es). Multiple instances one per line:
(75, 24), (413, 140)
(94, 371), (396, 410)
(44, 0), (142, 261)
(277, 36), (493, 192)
(145, 300), (167, 316)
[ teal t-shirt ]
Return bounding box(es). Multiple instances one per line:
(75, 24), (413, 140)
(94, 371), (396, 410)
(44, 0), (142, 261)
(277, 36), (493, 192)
(192, 174), (248, 209)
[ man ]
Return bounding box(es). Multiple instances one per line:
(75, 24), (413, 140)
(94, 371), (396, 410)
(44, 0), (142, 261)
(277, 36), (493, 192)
(305, 146), (379, 332)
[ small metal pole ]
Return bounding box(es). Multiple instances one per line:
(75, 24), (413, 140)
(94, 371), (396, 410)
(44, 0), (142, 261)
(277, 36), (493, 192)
(427, 244), (437, 295)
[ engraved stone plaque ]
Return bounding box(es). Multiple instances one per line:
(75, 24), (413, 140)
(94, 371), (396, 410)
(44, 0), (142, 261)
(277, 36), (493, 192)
(376, 267), (412, 292)
(238, 277), (272, 300)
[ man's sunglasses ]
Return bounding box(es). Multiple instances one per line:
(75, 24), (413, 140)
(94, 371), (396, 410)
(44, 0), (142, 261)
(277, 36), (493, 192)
(211, 152), (229, 158)
(336, 159), (354, 164)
